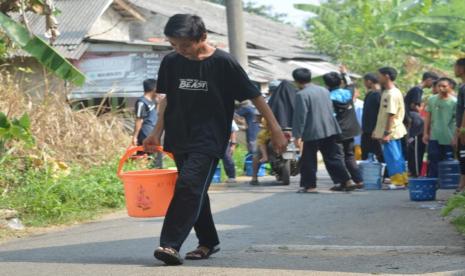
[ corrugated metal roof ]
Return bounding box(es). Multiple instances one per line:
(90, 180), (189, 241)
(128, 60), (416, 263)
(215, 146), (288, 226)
(11, 0), (112, 58)
(129, 0), (308, 53)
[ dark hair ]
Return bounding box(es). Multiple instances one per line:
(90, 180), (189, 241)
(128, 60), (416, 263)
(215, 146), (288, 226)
(378, 67), (398, 81)
(432, 79), (439, 87)
(456, 58), (465, 68)
(292, 68), (312, 84)
(164, 14), (207, 41)
(422, 71), (439, 81)
(322, 72), (342, 90)
(143, 79), (157, 93)
(437, 77), (457, 89)
(363, 73), (379, 84)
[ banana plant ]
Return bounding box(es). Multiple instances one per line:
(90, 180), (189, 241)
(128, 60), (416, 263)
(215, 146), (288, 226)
(0, 11), (84, 86)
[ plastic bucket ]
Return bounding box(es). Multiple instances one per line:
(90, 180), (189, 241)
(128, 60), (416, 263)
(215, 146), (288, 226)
(212, 166), (222, 183)
(408, 178), (437, 201)
(117, 146), (177, 217)
(244, 154), (266, 176)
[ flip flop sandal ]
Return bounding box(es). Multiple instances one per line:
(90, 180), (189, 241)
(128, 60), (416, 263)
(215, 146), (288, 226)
(154, 247), (183, 265)
(185, 245), (220, 260)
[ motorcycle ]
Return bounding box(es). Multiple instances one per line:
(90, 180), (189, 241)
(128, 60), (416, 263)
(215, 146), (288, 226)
(267, 128), (300, 185)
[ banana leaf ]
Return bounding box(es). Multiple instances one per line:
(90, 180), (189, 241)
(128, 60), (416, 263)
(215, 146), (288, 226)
(0, 11), (85, 86)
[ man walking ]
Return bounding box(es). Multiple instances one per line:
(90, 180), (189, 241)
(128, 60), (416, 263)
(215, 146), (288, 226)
(373, 67), (408, 188)
(143, 14), (287, 265)
(405, 72), (439, 177)
(293, 68), (355, 193)
(423, 78), (457, 177)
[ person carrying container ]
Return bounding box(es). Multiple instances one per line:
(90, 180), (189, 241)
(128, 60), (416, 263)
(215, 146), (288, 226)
(143, 14), (287, 266)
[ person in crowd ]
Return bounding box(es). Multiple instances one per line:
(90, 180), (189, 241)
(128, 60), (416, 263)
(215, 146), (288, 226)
(132, 79), (163, 168)
(268, 79), (298, 129)
(222, 121), (239, 183)
(323, 72), (363, 190)
(143, 14), (287, 265)
(293, 68), (356, 193)
(372, 67), (408, 188)
(353, 87), (364, 160)
(236, 100), (260, 154)
(361, 73), (383, 162)
(404, 72), (439, 177)
(250, 116), (271, 185)
(423, 78), (457, 177)
(455, 58), (465, 193)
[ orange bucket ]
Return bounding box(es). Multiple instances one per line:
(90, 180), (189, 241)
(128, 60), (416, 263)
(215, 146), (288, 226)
(117, 146), (177, 217)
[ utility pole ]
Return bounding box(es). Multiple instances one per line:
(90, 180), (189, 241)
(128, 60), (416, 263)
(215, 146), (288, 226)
(225, 0), (248, 68)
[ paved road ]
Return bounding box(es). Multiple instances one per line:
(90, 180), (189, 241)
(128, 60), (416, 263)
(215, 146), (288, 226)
(1, 172), (465, 276)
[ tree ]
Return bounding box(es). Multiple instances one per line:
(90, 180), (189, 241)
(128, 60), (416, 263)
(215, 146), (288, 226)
(295, 0), (465, 87)
(0, 0), (85, 86)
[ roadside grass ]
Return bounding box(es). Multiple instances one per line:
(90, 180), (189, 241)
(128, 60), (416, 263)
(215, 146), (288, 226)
(442, 193), (465, 234)
(0, 158), (127, 227)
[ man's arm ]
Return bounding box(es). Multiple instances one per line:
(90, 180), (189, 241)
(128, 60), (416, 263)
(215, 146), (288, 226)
(230, 131), (237, 153)
(132, 118), (143, 146)
(251, 96), (287, 154)
(423, 111), (431, 145)
(382, 114), (395, 143)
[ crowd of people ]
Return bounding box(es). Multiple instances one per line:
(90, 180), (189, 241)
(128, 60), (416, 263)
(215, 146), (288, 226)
(247, 59), (465, 194)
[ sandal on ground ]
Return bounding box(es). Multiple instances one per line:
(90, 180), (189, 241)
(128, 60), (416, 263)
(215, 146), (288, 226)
(185, 245), (220, 260)
(154, 247), (183, 265)
(296, 188), (318, 194)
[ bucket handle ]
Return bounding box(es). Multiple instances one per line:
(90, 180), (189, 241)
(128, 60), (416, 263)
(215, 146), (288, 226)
(117, 146), (174, 177)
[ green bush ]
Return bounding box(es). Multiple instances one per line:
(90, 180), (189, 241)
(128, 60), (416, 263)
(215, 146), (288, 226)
(0, 158), (126, 226)
(442, 194), (465, 234)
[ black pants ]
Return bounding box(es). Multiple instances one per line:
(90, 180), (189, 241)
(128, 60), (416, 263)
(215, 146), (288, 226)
(338, 138), (363, 183)
(300, 136), (351, 188)
(407, 134), (426, 177)
(361, 132), (384, 162)
(159, 152), (220, 251)
(458, 141), (465, 175)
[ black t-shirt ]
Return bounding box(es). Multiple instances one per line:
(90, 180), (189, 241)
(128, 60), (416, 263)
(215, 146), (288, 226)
(456, 84), (465, 128)
(404, 86), (423, 112)
(361, 90), (381, 134)
(156, 49), (261, 157)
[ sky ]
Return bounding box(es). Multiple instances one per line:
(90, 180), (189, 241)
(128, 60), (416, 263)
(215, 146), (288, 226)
(246, 0), (320, 27)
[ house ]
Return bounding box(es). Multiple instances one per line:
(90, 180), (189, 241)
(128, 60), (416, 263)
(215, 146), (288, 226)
(8, 0), (344, 104)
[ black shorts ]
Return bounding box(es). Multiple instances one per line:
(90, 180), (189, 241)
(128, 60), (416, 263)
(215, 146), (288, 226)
(458, 142), (465, 175)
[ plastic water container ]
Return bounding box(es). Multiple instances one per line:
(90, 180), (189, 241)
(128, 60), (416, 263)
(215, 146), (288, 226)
(359, 154), (383, 190)
(212, 166), (222, 183)
(409, 178), (437, 201)
(244, 154), (266, 177)
(438, 152), (460, 189)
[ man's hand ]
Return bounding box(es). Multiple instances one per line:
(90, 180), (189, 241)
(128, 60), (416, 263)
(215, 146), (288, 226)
(271, 130), (288, 154)
(131, 136), (138, 147)
(422, 134), (430, 145)
(381, 134), (391, 144)
(339, 64), (348, 74)
(143, 133), (161, 153)
(230, 143), (237, 154)
(459, 131), (465, 146)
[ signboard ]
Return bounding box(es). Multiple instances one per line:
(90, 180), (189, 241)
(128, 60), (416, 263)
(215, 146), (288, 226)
(70, 52), (164, 99)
